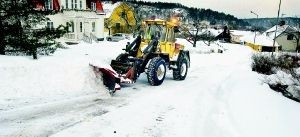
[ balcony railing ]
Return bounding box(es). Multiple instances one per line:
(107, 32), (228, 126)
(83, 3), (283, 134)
(64, 33), (75, 39)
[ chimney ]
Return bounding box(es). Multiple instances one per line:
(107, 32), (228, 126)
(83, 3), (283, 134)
(279, 20), (286, 26)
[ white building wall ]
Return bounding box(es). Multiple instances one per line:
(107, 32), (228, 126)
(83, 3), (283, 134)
(47, 14), (65, 28)
(95, 15), (105, 40)
(44, 0), (105, 43)
(276, 34), (297, 51)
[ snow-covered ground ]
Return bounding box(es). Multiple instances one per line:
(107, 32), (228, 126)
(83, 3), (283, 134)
(0, 39), (300, 137)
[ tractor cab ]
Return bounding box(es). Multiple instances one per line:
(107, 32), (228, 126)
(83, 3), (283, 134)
(136, 19), (184, 59)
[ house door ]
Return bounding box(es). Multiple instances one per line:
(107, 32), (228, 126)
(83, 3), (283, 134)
(84, 21), (90, 34)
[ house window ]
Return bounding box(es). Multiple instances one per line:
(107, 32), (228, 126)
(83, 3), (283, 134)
(47, 22), (54, 30)
(67, 22), (74, 32)
(80, 22), (83, 32)
(74, 0), (77, 9)
(91, 2), (96, 11)
(45, 0), (53, 10)
(116, 23), (120, 29)
(79, 0), (82, 9)
(121, 11), (126, 18)
(65, 0), (68, 9)
(287, 34), (294, 40)
(92, 22), (96, 32)
(71, 22), (74, 32)
(71, 0), (74, 9)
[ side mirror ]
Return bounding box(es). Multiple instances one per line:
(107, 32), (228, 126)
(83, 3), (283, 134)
(126, 42), (130, 50)
(123, 42), (130, 51)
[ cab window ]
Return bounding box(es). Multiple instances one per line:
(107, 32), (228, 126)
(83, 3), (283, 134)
(159, 26), (167, 42)
(144, 24), (165, 40)
(167, 28), (175, 42)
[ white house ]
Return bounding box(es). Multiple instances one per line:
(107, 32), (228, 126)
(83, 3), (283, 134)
(34, 0), (105, 44)
(264, 23), (299, 51)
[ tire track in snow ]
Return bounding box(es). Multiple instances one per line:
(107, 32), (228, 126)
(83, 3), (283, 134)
(191, 58), (250, 137)
(198, 67), (240, 137)
(0, 92), (128, 137)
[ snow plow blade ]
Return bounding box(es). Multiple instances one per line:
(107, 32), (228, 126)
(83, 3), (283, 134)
(89, 64), (134, 95)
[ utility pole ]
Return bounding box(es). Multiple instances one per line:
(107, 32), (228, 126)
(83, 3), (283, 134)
(250, 11), (258, 44)
(272, 0), (282, 56)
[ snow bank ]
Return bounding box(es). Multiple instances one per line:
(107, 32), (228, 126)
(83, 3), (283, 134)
(0, 41), (128, 110)
(227, 70), (300, 137)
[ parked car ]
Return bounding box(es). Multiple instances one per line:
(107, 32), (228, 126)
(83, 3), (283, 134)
(106, 33), (130, 42)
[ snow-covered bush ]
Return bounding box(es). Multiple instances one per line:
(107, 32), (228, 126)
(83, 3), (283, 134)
(276, 54), (300, 70)
(252, 53), (300, 102)
(251, 53), (276, 75)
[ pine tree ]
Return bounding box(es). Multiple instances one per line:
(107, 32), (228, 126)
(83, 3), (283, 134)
(0, 0), (67, 59)
(0, 0), (9, 55)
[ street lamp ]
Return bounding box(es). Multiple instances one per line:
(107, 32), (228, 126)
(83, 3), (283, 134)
(250, 11), (259, 44)
(272, 0), (282, 55)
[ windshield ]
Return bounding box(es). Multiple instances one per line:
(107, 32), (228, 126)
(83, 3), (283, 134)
(142, 24), (166, 41)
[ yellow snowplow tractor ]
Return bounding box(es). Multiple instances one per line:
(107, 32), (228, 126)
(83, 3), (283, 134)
(91, 19), (190, 95)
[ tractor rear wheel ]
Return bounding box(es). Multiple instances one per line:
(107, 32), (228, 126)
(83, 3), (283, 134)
(173, 54), (188, 80)
(147, 57), (166, 86)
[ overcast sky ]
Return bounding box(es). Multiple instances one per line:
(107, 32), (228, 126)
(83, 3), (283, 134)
(145, 0), (300, 19)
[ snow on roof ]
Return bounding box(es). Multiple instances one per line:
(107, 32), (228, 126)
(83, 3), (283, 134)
(189, 28), (222, 37)
(102, 2), (122, 18)
(241, 34), (279, 47)
(264, 25), (298, 39)
(208, 28), (223, 36)
(265, 25), (288, 33)
(231, 30), (254, 36)
(173, 8), (183, 14)
(199, 28), (222, 36)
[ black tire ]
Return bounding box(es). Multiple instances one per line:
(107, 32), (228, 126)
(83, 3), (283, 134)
(173, 54), (188, 80)
(107, 38), (112, 41)
(147, 57), (166, 86)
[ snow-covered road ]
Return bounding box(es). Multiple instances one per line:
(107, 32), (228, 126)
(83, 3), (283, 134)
(1, 41), (300, 137)
(49, 44), (253, 137)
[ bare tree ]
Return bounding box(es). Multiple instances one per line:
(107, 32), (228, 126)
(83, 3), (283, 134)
(181, 22), (210, 47)
(104, 18), (113, 35)
(182, 8), (204, 47)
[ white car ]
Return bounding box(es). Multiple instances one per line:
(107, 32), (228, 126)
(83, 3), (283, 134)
(106, 33), (130, 42)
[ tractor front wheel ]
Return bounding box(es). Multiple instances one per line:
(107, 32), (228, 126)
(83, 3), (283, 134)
(147, 57), (166, 86)
(173, 54), (188, 80)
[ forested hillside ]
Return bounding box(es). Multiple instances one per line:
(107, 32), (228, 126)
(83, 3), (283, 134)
(244, 17), (300, 31)
(103, 0), (249, 29)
